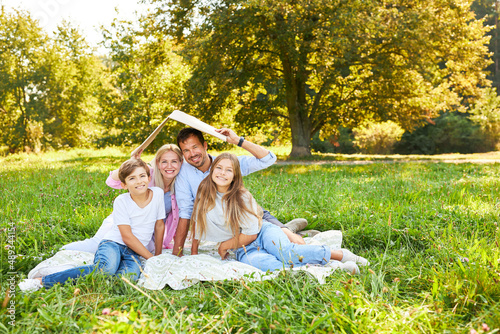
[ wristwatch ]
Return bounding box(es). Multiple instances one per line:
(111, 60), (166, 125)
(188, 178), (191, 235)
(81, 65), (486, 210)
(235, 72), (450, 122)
(237, 136), (245, 147)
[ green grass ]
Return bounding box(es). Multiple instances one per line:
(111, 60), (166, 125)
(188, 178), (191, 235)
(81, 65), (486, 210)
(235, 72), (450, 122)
(1, 148), (499, 333)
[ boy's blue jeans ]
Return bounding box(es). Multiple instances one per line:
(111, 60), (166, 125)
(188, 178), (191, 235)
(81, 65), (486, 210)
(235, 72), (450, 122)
(42, 240), (142, 288)
(235, 221), (330, 272)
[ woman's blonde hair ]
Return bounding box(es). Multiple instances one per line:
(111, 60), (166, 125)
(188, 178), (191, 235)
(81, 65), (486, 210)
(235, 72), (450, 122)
(192, 153), (262, 239)
(151, 144), (183, 194)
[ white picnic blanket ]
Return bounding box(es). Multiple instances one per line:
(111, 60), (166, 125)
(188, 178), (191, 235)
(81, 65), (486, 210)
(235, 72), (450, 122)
(28, 231), (345, 290)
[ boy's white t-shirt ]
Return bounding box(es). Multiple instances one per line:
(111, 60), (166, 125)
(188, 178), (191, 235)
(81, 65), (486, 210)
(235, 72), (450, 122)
(103, 187), (166, 248)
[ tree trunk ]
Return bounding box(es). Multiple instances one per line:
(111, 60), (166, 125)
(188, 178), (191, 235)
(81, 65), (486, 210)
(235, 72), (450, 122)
(279, 46), (312, 157)
(289, 110), (312, 157)
(286, 80), (312, 157)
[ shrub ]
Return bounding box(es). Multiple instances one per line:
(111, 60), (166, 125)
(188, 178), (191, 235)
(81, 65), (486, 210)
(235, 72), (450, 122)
(311, 127), (357, 154)
(353, 121), (405, 154)
(394, 112), (492, 154)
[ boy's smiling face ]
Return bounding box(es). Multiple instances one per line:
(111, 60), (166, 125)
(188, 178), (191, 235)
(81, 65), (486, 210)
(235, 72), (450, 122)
(121, 167), (150, 196)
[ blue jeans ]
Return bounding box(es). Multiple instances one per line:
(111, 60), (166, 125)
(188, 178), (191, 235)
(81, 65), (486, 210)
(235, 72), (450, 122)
(42, 240), (142, 288)
(235, 221), (330, 272)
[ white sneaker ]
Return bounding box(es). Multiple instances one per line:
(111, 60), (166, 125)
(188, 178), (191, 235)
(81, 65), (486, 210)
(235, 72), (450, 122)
(18, 279), (42, 292)
(341, 249), (369, 266)
(340, 261), (360, 275)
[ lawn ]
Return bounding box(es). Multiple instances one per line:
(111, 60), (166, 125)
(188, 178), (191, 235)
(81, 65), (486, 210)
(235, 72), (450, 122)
(0, 148), (499, 333)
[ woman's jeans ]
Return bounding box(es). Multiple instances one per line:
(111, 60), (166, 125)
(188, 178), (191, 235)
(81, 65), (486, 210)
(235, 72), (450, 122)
(42, 240), (142, 288)
(235, 221), (330, 272)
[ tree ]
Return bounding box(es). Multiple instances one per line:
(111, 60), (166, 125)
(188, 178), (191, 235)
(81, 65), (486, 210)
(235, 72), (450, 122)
(150, 0), (492, 156)
(0, 8), (47, 152)
(37, 22), (105, 149)
(0, 8), (103, 153)
(472, 0), (500, 91)
(98, 16), (191, 151)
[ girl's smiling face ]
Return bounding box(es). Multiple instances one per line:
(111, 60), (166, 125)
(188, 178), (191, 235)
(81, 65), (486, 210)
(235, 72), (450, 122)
(212, 158), (234, 193)
(158, 150), (181, 181)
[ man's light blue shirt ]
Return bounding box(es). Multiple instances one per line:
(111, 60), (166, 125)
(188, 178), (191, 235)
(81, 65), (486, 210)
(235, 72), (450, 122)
(175, 151), (277, 219)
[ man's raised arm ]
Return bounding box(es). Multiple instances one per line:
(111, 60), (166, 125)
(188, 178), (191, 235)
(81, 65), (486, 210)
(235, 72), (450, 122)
(215, 128), (277, 176)
(216, 128), (269, 158)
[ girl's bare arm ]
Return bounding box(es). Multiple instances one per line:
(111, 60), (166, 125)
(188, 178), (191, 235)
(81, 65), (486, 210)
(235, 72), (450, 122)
(218, 233), (257, 259)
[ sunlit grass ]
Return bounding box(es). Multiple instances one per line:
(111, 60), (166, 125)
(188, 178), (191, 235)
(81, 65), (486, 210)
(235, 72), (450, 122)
(0, 149), (499, 333)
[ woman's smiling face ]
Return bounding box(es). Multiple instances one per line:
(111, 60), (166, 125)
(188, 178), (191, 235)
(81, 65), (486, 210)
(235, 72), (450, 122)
(158, 150), (181, 181)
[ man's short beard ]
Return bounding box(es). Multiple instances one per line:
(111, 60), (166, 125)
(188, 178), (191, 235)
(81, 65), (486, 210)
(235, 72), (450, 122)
(190, 154), (206, 168)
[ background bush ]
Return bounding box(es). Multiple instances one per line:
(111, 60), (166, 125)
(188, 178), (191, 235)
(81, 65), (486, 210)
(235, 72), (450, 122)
(394, 112), (492, 154)
(352, 121), (405, 154)
(311, 127), (357, 154)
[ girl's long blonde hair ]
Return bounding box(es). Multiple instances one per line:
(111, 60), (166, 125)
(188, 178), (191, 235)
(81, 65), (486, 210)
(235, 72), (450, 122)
(152, 144), (183, 194)
(192, 153), (263, 239)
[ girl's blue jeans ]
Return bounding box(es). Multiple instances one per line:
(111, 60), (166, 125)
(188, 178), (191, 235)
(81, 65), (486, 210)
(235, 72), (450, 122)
(235, 221), (330, 272)
(42, 240), (142, 288)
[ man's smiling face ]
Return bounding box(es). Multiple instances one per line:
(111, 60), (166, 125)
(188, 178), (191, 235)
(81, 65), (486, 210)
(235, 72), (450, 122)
(179, 134), (209, 170)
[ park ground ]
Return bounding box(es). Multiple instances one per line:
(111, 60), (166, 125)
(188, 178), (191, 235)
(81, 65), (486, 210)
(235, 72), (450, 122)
(0, 147), (499, 333)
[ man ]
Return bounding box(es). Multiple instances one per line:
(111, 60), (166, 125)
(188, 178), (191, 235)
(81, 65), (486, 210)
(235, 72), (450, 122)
(173, 127), (306, 256)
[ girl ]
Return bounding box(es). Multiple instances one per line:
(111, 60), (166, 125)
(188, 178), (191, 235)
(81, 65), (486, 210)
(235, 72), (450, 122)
(62, 144), (183, 253)
(191, 153), (368, 272)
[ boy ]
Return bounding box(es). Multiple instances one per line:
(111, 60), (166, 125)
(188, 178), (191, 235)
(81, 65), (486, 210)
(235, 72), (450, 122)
(19, 159), (165, 290)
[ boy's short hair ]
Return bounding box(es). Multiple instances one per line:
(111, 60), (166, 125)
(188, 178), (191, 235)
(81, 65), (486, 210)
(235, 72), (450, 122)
(118, 159), (150, 183)
(177, 127), (205, 147)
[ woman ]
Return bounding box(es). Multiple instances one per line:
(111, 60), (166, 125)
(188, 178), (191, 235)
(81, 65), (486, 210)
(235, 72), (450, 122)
(62, 144), (183, 253)
(191, 153), (368, 272)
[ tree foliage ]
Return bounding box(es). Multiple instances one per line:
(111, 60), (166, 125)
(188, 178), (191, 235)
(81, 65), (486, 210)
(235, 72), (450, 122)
(0, 9), (103, 153)
(97, 16), (191, 152)
(0, 9), (46, 152)
(469, 86), (500, 148)
(149, 0), (492, 156)
(471, 0), (500, 90)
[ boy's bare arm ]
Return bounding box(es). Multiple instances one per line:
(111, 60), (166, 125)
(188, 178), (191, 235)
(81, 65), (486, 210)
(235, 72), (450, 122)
(154, 219), (165, 256)
(118, 225), (154, 259)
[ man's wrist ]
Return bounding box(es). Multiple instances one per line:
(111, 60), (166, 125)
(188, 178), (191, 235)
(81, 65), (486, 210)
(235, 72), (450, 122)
(237, 136), (245, 147)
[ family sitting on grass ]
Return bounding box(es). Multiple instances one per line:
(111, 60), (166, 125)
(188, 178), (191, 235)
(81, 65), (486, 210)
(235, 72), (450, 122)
(20, 127), (368, 291)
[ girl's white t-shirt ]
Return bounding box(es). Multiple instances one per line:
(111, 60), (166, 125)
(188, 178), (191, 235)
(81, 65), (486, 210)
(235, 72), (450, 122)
(104, 187), (166, 247)
(197, 191), (261, 242)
